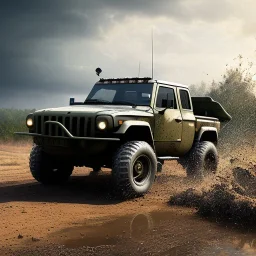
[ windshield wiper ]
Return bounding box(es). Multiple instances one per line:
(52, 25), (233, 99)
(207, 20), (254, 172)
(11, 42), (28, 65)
(84, 99), (111, 104)
(84, 99), (137, 108)
(112, 100), (137, 107)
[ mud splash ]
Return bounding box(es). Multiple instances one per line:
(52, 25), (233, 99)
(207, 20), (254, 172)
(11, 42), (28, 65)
(170, 166), (256, 225)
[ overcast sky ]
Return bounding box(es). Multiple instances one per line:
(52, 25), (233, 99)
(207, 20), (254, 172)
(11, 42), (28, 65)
(0, 0), (256, 109)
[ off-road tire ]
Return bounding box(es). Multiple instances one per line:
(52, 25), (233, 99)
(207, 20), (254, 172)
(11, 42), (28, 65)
(177, 155), (190, 170)
(30, 145), (73, 184)
(186, 141), (218, 179)
(112, 141), (157, 199)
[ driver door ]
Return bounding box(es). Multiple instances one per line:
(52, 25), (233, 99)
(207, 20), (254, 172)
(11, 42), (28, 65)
(154, 85), (182, 156)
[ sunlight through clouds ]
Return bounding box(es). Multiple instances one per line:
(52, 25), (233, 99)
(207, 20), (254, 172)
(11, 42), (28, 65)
(1, 0), (256, 108)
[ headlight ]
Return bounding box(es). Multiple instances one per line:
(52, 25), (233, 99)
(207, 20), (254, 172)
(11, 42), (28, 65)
(97, 121), (107, 130)
(26, 115), (34, 128)
(26, 118), (33, 127)
(96, 116), (113, 131)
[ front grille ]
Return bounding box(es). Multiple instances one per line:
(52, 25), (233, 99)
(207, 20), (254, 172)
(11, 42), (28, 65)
(35, 115), (92, 137)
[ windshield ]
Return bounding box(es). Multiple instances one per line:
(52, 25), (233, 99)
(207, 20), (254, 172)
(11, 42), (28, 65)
(85, 83), (153, 106)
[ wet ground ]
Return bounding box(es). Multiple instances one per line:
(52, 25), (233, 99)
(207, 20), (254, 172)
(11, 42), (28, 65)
(0, 143), (256, 256)
(8, 209), (256, 256)
(58, 210), (256, 255)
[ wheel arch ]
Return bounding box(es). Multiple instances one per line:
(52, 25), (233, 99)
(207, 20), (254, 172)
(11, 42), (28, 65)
(197, 127), (218, 145)
(116, 121), (155, 151)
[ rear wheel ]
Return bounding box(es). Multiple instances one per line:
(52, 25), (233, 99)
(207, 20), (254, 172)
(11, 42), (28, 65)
(29, 145), (73, 184)
(185, 141), (218, 179)
(112, 141), (157, 199)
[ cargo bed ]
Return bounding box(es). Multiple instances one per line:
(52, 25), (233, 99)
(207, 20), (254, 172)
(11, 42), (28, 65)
(192, 97), (232, 122)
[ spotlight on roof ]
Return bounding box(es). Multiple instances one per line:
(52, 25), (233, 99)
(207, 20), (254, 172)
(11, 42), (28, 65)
(95, 67), (102, 76)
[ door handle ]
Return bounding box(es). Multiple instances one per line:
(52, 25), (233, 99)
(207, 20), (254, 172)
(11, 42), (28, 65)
(175, 117), (182, 123)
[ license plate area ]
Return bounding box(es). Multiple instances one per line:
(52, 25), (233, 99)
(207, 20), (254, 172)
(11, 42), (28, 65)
(43, 137), (68, 147)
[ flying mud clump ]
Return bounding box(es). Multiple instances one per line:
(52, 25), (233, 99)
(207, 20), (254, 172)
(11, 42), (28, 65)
(170, 165), (256, 225)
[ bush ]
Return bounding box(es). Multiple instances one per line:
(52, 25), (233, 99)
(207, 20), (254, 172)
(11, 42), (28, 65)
(0, 108), (35, 141)
(191, 58), (256, 147)
(210, 68), (256, 141)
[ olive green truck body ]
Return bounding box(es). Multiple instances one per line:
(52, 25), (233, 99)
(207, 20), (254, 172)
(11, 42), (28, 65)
(17, 78), (231, 198)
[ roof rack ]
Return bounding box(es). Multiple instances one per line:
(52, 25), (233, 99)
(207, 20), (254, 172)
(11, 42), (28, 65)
(98, 77), (152, 84)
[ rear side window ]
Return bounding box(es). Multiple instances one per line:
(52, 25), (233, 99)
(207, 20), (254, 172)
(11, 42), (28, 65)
(179, 89), (191, 110)
(156, 87), (177, 109)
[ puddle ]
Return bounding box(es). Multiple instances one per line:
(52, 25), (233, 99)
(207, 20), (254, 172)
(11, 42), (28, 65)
(55, 210), (256, 255)
(63, 212), (155, 248)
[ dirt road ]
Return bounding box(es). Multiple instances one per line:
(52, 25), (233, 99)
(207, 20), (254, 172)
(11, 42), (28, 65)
(0, 143), (255, 256)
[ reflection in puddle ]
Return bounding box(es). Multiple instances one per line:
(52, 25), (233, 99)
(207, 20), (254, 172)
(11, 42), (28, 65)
(64, 213), (154, 248)
(57, 210), (256, 256)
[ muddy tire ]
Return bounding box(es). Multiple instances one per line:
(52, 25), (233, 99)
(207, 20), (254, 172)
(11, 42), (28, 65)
(177, 155), (190, 170)
(112, 141), (157, 199)
(186, 141), (218, 179)
(29, 145), (73, 184)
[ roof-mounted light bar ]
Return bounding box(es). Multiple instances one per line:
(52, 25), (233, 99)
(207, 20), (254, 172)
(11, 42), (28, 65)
(99, 77), (152, 84)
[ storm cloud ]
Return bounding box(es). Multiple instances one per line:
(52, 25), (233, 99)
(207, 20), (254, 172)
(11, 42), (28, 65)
(0, 0), (255, 109)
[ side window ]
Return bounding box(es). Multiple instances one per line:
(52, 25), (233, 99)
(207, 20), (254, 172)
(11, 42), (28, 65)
(156, 87), (177, 109)
(179, 89), (191, 110)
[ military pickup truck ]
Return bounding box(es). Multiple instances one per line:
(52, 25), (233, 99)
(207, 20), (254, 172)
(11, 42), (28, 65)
(17, 77), (231, 198)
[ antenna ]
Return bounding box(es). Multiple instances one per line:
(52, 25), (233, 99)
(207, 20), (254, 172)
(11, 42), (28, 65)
(138, 61), (141, 77)
(151, 28), (154, 79)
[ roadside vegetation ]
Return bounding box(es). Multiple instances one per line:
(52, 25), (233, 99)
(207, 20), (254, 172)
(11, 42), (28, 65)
(190, 56), (256, 146)
(0, 108), (35, 141)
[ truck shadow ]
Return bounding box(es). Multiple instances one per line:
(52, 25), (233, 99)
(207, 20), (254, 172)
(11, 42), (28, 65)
(0, 169), (193, 205)
(0, 173), (122, 205)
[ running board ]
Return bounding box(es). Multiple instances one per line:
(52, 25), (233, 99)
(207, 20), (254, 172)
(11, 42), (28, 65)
(157, 156), (179, 161)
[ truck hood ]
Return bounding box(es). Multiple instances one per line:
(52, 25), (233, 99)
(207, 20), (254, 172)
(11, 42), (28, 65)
(34, 105), (153, 117)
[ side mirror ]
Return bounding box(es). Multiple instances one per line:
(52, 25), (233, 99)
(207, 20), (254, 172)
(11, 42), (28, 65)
(70, 98), (75, 105)
(158, 108), (166, 115)
(159, 93), (174, 114)
(161, 94), (174, 108)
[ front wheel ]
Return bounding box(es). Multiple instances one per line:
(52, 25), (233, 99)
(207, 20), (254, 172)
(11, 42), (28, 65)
(29, 145), (73, 184)
(186, 141), (218, 179)
(112, 141), (157, 199)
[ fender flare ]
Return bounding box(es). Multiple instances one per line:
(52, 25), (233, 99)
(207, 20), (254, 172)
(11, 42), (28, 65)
(196, 127), (218, 143)
(115, 121), (155, 150)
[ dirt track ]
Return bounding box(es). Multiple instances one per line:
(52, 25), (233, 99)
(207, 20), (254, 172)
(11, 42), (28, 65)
(0, 143), (256, 256)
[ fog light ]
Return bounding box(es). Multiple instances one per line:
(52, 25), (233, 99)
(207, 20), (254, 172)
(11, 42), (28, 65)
(26, 118), (33, 127)
(98, 121), (107, 130)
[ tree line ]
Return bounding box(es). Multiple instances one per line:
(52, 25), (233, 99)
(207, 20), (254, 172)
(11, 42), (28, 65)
(0, 108), (35, 141)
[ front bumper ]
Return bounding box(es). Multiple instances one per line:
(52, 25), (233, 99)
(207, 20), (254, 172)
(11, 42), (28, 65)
(15, 131), (120, 161)
(15, 132), (120, 141)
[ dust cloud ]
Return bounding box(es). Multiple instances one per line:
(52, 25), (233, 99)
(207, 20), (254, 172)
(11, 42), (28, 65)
(170, 145), (256, 225)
